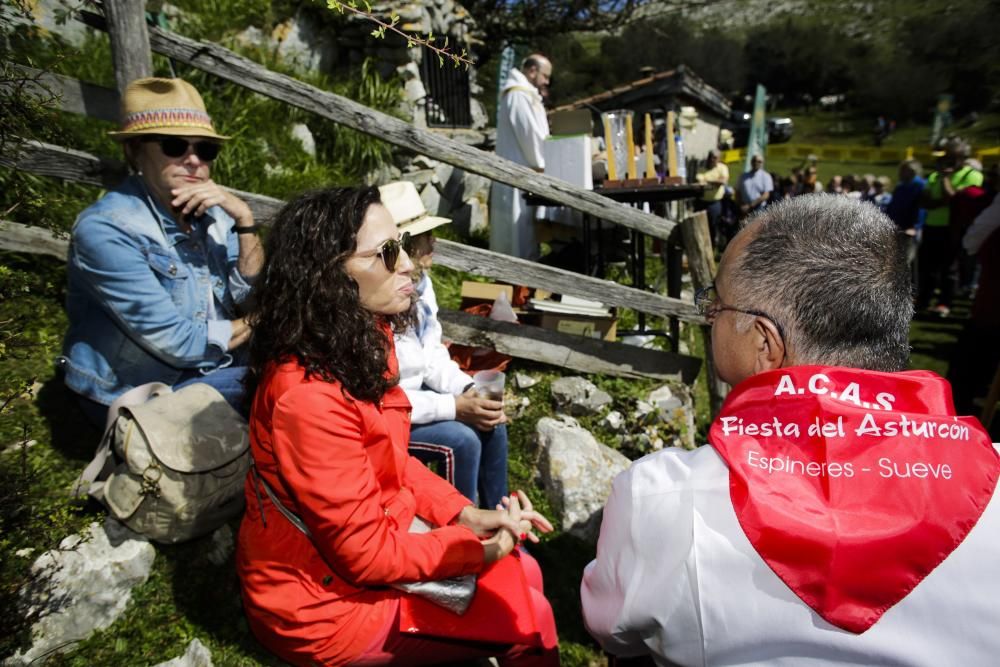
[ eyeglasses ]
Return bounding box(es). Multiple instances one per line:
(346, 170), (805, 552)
(694, 282), (786, 341)
(142, 136), (222, 162)
(355, 232), (410, 272)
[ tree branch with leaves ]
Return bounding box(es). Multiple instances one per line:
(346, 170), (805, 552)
(326, 0), (473, 69)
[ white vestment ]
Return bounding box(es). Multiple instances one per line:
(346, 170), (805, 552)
(489, 67), (549, 259)
(582, 443), (1000, 666)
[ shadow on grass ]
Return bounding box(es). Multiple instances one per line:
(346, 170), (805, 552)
(34, 376), (102, 464)
(162, 521), (288, 666)
(532, 532), (599, 649)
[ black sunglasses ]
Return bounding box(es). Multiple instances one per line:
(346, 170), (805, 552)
(357, 232), (410, 272)
(142, 136), (222, 162)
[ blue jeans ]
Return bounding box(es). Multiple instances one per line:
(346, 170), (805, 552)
(409, 421), (508, 509)
(75, 365), (249, 428)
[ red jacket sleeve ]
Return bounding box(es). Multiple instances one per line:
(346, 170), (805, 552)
(270, 383), (484, 586)
(403, 453), (475, 527)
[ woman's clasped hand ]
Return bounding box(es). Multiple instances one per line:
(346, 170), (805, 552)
(458, 490), (554, 563)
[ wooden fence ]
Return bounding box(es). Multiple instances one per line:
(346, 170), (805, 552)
(1, 4), (725, 395)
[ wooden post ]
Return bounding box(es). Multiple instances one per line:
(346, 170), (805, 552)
(103, 0), (153, 95)
(680, 211), (729, 417)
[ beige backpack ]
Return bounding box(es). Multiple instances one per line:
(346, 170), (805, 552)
(76, 382), (250, 543)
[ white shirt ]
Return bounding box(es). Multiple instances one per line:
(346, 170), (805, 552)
(582, 443), (1000, 666)
(394, 274), (473, 424)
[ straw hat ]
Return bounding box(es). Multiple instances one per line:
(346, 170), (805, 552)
(378, 181), (451, 236)
(109, 77), (228, 141)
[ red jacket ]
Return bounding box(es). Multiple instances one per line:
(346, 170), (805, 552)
(237, 358), (485, 666)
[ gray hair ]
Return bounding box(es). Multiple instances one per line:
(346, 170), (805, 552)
(732, 194), (913, 371)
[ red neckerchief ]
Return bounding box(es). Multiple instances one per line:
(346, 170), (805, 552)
(709, 366), (998, 633)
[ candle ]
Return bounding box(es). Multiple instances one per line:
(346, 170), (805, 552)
(625, 112), (637, 179)
(644, 113), (655, 178)
(666, 110), (678, 178)
(603, 115), (617, 181)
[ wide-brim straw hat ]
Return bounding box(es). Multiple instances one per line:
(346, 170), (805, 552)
(378, 181), (451, 236)
(108, 77), (228, 141)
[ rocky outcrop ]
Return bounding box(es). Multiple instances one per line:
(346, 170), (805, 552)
(8, 520), (156, 665)
(537, 416), (631, 542)
(153, 639), (214, 667)
(550, 376), (613, 416)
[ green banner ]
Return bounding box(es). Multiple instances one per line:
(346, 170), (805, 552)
(744, 84), (768, 173)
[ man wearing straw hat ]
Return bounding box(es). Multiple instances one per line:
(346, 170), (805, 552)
(380, 180), (509, 510)
(58, 77), (263, 424)
(490, 53), (552, 260)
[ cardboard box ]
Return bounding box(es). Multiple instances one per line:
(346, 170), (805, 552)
(549, 109), (593, 136)
(537, 313), (617, 341)
(459, 281), (514, 310)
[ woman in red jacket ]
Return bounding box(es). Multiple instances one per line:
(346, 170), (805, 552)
(237, 186), (559, 666)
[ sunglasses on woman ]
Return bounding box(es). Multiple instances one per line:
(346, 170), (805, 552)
(142, 136), (223, 162)
(356, 232), (411, 272)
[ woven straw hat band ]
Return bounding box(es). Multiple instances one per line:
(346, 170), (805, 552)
(109, 77), (228, 141)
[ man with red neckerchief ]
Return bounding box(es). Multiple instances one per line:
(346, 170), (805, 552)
(581, 194), (1000, 665)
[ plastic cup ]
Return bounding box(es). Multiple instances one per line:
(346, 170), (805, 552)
(472, 370), (505, 402)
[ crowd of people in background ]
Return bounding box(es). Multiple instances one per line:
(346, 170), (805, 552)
(699, 137), (1000, 417)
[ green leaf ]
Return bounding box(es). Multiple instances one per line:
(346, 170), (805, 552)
(438, 54), (444, 67)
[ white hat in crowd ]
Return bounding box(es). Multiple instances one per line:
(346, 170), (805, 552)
(378, 181), (452, 236)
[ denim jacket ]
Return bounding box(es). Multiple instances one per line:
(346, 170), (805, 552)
(59, 175), (254, 405)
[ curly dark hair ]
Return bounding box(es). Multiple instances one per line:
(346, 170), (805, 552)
(245, 186), (412, 405)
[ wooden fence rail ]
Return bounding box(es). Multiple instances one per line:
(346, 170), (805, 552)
(77, 10), (679, 241)
(0, 221), (701, 381)
(3, 64), (119, 122)
(2, 140), (703, 324)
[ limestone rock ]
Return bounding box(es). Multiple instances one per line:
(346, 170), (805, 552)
(290, 123), (316, 158)
(153, 639), (214, 667)
(450, 197), (488, 236)
(419, 183), (444, 216)
(648, 385), (683, 415)
(404, 77), (427, 103)
(273, 11), (337, 72)
(470, 99), (489, 130)
(512, 396), (532, 419)
(234, 26), (269, 50)
(602, 410), (626, 434)
(400, 168), (436, 186)
(514, 373), (538, 389)
(537, 416), (630, 541)
(434, 161), (455, 190)
(412, 155), (439, 170)
(396, 62), (421, 82)
(10, 521), (156, 665)
(551, 377), (612, 416)
(206, 525), (234, 567)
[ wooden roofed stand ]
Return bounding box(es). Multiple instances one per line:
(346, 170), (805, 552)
(1, 1), (727, 404)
